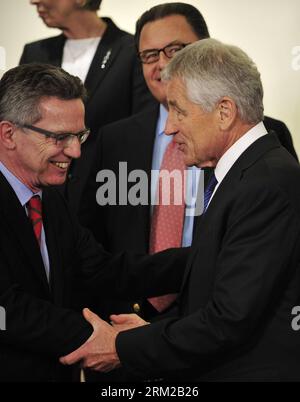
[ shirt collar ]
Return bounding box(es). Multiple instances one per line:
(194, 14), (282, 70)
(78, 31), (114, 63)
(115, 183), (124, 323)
(215, 121), (268, 185)
(157, 104), (169, 136)
(0, 161), (42, 207)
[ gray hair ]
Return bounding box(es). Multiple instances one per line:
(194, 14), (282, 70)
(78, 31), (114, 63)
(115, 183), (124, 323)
(162, 38), (264, 124)
(0, 63), (87, 125)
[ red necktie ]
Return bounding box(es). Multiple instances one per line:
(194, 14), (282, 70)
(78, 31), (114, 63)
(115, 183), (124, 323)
(148, 139), (186, 312)
(27, 195), (43, 245)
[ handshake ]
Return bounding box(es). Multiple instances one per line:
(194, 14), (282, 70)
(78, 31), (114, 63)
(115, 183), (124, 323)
(60, 309), (148, 372)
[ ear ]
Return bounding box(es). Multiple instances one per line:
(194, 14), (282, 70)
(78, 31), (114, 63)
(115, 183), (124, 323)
(216, 97), (238, 130)
(0, 121), (17, 150)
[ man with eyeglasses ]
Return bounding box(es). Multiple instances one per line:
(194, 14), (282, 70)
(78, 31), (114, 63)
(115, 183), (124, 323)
(0, 63), (188, 382)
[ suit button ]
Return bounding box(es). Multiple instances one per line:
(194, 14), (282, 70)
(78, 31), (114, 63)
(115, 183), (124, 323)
(133, 303), (140, 313)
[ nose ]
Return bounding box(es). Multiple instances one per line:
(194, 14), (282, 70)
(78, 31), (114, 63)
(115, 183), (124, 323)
(164, 113), (178, 136)
(158, 51), (169, 70)
(63, 138), (81, 160)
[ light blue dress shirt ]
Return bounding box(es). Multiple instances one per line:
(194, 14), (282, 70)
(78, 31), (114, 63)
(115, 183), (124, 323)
(151, 104), (202, 247)
(0, 161), (50, 281)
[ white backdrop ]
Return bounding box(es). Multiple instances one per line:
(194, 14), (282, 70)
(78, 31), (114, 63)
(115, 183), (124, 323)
(0, 0), (299, 156)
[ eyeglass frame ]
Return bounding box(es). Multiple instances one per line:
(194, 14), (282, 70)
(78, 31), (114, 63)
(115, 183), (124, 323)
(138, 41), (190, 64)
(14, 123), (90, 146)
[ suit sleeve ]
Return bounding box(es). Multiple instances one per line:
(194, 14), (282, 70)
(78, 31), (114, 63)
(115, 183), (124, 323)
(115, 180), (300, 378)
(74, 217), (189, 299)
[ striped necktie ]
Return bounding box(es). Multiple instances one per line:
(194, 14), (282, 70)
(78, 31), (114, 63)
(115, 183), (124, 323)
(203, 172), (218, 213)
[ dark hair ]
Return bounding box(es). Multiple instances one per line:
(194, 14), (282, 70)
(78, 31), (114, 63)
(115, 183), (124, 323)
(0, 63), (87, 125)
(135, 2), (210, 49)
(83, 0), (102, 11)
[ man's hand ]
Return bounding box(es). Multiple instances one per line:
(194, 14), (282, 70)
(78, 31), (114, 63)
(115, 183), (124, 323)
(59, 308), (121, 372)
(110, 313), (149, 331)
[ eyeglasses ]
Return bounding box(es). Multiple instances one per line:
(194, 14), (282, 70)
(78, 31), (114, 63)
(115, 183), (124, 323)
(138, 42), (190, 64)
(16, 123), (90, 146)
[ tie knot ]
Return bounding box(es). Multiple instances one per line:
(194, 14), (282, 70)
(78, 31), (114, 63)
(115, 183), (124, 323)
(27, 195), (43, 245)
(28, 195), (42, 213)
(206, 172), (218, 192)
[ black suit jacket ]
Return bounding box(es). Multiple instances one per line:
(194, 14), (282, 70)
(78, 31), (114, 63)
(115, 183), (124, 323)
(116, 134), (300, 381)
(19, 18), (155, 214)
(79, 107), (298, 322)
(0, 172), (187, 382)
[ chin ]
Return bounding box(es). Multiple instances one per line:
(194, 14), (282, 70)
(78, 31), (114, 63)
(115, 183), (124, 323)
(185, 159), (195, 167)
(44, 175), (67, 187)
(184, 154), (197, 167)
(42, 18), (58, 28)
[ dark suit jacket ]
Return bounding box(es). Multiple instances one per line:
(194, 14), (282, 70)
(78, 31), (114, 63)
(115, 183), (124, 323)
(116, 134), (300, 381)
(19, 18), (155, 214)
(79, 104), (298, 318)
(0, 172), (187, 382)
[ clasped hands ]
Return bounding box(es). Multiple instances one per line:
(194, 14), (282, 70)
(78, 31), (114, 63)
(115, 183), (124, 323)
(59, 308), (148, 372)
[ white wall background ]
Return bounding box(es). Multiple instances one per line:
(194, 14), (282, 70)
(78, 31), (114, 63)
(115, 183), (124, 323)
(0, 0), (299, 156)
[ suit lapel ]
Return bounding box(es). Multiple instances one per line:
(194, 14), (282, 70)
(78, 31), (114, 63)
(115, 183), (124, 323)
(84, 19), (124, 102)
(0, 174), (49, 294)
